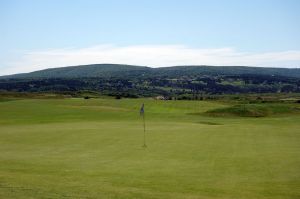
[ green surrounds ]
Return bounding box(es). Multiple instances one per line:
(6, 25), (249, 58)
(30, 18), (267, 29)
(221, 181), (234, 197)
(0, 98), (299, 199)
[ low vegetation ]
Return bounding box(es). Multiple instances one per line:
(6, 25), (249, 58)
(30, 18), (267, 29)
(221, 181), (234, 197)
(206, 103), (300, 117)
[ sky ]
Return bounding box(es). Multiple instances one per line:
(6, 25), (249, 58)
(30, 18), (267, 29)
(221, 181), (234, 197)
(1, 0), (300, 75)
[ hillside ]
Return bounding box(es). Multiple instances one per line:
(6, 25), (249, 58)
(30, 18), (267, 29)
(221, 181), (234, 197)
(152, 65), (300, 78)
(1, 64), (150, 79)
(0, 64), (300, 97)
(1, 64), (300, 79)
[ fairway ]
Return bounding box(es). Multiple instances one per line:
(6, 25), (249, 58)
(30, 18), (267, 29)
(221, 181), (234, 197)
(0, 98), (299, 199)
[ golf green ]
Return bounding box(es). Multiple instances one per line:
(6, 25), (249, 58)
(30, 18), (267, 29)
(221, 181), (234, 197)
(0, 98), (299, 198)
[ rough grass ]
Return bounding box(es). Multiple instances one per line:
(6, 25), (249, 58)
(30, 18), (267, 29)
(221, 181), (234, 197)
(206, 103), (300, 117)
(0, 98), (299, 199)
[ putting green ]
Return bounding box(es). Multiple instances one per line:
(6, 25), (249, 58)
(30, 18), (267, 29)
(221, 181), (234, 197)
(0, 98), (299, 198)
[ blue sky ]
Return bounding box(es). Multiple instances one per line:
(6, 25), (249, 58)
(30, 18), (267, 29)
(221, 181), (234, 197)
(1, 0), (300, 75)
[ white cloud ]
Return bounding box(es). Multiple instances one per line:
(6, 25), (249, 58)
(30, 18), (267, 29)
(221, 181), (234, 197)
(2, 44), (300, 75)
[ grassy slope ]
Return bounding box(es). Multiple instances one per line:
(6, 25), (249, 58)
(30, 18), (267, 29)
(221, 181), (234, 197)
(0, 98), (299, 199)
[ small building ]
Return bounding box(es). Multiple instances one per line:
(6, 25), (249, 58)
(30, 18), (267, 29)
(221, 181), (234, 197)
(154, 95), (166, 100)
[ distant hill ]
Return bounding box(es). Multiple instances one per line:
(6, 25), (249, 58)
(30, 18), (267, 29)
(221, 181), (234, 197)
(1, 64), (300, 79)
(152, 65), (300, 78)
(0, 64), (299, 97)
(1, 64), (150, 79)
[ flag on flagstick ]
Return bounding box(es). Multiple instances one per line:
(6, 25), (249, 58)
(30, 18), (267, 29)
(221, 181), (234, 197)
(140, 103), (144, 116)
(140, 103), (146, 147)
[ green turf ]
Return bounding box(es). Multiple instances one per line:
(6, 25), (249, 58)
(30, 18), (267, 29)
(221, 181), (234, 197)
(0, 98), (299, 199)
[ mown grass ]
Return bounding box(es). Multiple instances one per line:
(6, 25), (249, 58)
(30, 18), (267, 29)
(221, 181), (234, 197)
(0, 98), (299, 199)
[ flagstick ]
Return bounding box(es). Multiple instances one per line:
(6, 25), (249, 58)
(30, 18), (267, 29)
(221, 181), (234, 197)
(143, 112), (147, 148)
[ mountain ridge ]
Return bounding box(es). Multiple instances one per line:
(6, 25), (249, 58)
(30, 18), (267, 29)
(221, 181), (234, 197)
(1, 64), (300, 79)
(1, 64), (299, 96)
